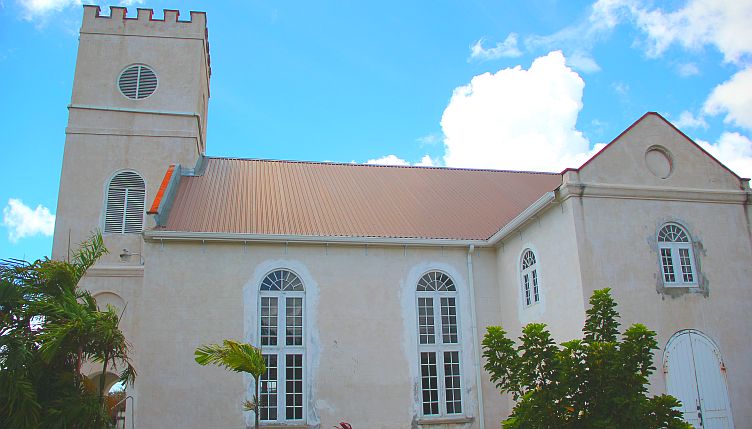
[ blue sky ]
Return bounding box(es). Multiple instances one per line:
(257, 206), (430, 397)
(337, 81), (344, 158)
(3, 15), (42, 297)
(1, 0), (751, 262)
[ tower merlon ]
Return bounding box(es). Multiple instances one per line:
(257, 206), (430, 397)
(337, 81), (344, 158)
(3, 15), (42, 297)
(81, 5), (210, 81)
(82, 5), (208, 40)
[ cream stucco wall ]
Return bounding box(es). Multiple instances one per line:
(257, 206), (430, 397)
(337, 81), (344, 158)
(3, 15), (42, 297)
(564, 113), (752, 425)
(114, 241), (504, 429)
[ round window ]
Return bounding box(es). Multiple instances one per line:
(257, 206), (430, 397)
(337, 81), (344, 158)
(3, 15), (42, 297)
(645, 146), (672, 179)
(118, 64), (158, 100)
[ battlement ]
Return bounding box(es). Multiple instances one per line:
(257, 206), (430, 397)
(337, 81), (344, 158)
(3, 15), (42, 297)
(81, 5), (210, 78)
(82, 5), (208, 40)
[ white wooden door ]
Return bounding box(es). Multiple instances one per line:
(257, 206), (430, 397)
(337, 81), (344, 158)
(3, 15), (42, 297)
(664, 330), (734, 429)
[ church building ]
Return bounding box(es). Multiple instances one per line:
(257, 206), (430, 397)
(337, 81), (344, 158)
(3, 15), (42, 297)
(52, 6), (751, 428)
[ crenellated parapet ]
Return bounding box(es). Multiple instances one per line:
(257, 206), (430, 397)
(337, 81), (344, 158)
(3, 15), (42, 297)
(81, 5), (210, 75)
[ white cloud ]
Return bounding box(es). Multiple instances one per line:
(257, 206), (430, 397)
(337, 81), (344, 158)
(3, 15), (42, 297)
(2, 199), (55, 243)
(366, 155), (410, 166)
(365, 154), (438, 167)
(697, 132), (752, 178)
(441, 51), (593, 172)
(469, 33), (522, 61)
(415, 155), (437, 167)
(703, 67), (752, 130)
(18, 0), (144, 20)
(673, 111), (708, 129)
(595, 0), (752, 64)
(677, 63), (700, 77)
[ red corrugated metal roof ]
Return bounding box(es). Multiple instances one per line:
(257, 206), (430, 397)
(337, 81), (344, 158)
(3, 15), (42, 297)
(161, 158), (562, 240)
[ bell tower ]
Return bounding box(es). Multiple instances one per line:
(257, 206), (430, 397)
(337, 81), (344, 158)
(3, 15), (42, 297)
(52, 5), (210, 262)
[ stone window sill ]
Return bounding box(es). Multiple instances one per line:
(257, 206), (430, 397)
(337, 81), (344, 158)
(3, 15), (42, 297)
(260, 424), (311, 429)
(416, 416), (474, 426)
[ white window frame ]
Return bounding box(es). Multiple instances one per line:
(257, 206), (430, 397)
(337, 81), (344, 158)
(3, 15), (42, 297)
(103, 170), (146, 234)
(258, 269), (306, 424)
(657, 223), (698, 287)
(415, 271), (464, 418)
(520, 249), (541, 307)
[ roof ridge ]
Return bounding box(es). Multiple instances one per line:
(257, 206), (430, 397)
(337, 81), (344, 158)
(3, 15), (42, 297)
(202, 156), (561, 175)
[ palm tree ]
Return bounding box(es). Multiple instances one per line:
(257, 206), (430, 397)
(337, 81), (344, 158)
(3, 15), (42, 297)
(195, 340), (266, 429)
(0, 232), (136, 428)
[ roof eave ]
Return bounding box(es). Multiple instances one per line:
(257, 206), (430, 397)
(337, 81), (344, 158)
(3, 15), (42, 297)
(142, 230), (488, 247)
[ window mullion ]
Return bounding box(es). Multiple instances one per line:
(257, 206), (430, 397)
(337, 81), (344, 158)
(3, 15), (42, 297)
(670, 245), (683, 284)
(433, 297), (441, 345)
(436, 350), (448, 416)
(278, 296), (287, 422)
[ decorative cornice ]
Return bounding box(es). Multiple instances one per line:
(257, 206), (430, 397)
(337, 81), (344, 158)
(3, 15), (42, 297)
(559, 182), (750, 204)
(66, 126), (196, 139)
(86, 264), (144, 278)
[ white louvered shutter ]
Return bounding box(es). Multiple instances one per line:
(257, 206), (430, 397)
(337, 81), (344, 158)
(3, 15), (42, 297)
(105, 172), (146, 233)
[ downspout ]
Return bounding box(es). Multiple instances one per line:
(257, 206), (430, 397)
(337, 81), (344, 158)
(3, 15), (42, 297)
(467, 244), (485, 429)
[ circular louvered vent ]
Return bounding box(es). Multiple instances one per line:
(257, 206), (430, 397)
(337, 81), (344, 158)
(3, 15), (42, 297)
(118, 64), (158, 100)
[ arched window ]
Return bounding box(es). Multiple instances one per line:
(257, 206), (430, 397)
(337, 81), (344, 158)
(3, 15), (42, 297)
(416, 271), (462, 417)
(520, 249), (540, 306)
(259, 269), (305, 423)
(104, 171), (146, 234)
(658, 223), (697, 286)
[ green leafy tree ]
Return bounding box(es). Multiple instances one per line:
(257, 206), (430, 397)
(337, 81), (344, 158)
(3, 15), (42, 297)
(195, 340), (266, 429)
(482, 288), (691, 429)
(0, 232), (136, 428)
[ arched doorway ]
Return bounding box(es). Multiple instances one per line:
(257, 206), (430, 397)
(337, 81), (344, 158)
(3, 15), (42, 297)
(88, 371), (128, 429)
(664, 330), (734, 428)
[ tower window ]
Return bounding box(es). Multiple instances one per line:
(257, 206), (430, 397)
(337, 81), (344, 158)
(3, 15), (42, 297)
(118, 64), (158, 100)
(104, 171), (146, 234)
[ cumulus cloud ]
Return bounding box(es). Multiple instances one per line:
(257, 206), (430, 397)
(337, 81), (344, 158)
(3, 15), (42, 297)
(366, 155), (410, 166)
(697, 132), (752, 178)
(673, 111), (708, 129)
(365, 154), (437, 167)
(703, 67), (752, 131)
(18, 0), (144, 20)
(595, 0), (752, 64)
(2, 199), (55, 243)
(469, 33), (522, 61)
(441, 51), (594, 172)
